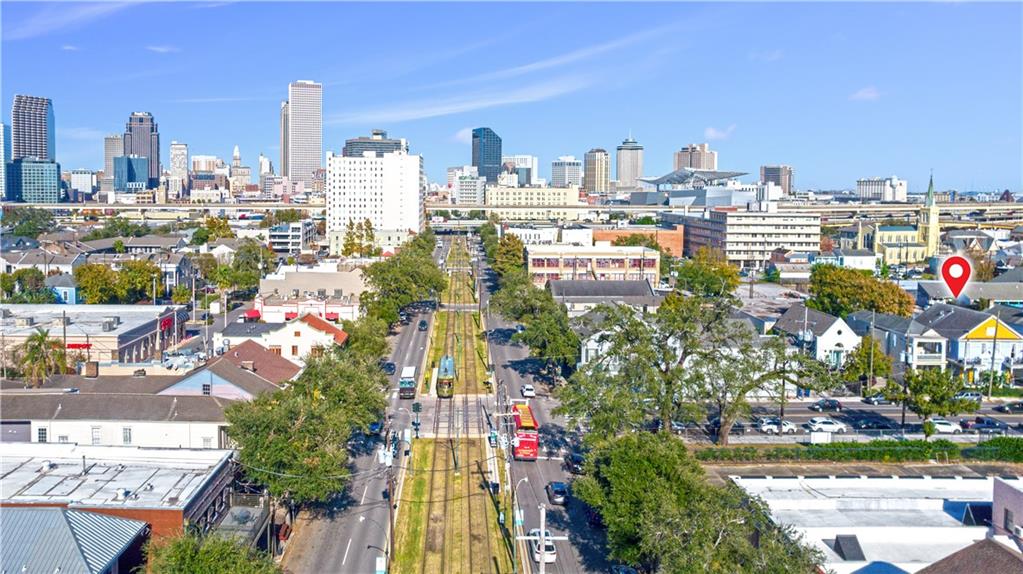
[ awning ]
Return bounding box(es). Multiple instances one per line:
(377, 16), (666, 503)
(285, 312), (299, 320)
(245, 309), (261, 319)
(325, 312), (339, 320)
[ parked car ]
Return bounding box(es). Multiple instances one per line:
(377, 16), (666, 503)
(954, 391), (984, 404)
(418, 319), (428, 332)
(757, 417), (798, 434)
(528, 529), (557, 564)
(862, 393), (891, 405)
(515, 324), (526, 333)
(546, 481), (569, 505)
(809, 399), (843, 412)
(994, 401), (1023, 414)
(368, 420), (384, 435)
(807, 417), (847, 433)
(521, 384), (536, 398)
(927, 418), (963, 434)
(380, 361), (396, 375)
(706, 416), (751, 435)
(959, 416), (1007, 434)
(564, 452), (585, 475)
(854, 418), (900, 432)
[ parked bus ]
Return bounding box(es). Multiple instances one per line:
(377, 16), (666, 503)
(437, 355), (455, 398)
(512, 403), (539, 461)
(399, 366), (417, 399)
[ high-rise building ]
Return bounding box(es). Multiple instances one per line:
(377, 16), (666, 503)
(0, 122), (9, 200)
(11, 95), (55, 160)
(760, 165), (794, 196)
(857, 176), (907, 202)
(501, 154), (539, 186)
(169, 141), (189, 197)
(471, 127), (502, 183)
(455, 175), (487, 205)
(551, 156), (583, 188)
(102, 134), (123, 186)
(6, 158), (61, 202)
(584, 148), (610, 194)
(279, 101), (289, 178)
(283, 80), (322, 183)
(123, 112), (160, 187)
(69, 169), (95, 197)
(326, 149), (425, 255)
(113, 156), (149, 192)
(674, 143), (718, 171)
(343, 129), (408, 158)
(232, 145), (241, 168)
(258, 154), (273, 176)
(616, 135), (644, 189)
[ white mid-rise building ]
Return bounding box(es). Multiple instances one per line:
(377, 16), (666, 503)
(269, 219), (316, 254)
(455, 175), (486, 205)
(284, 80), (322, 184)
(857, 176), (908, 202)
(326, 150), (424, 255)
(551, 156), (582, 188)
(447, 165), (477, 188)
(69, 169), (95, 197)
(501, 154), (539, 186)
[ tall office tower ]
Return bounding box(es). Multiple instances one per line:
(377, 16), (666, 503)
(0, 122), (8, 199)
(281, 80), (322, 183)
(551, 156), (583, 188)
(583, 148), (610, 194)
(616, 135), (644, 189)
(103, 134), (122, 176)
(343, 129), (408, 158)
(123, 112), (160, 187)
(471, 127), (502, 183)
(11, 95), (55, 160)
(760, 165), (793, 196)
(501, 154), (539, 186)
(168, 141), (189, 198)
(258, 153), (273, 176)
(857, 176), (908, 202)
(326, 149), (425, 255)
(191, 155), (218, 173)
(6, 158), (61, 202)
(674, 143), (718, 171)
(232, 145), (241, 168)
(113, 156), (149, 191)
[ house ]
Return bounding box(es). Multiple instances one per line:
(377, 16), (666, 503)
(766, 261), (812, 283)
(913, 304), (1023, 378)
(917, 281), (1023, 309)
(917, 538), (1023, 574)
(218, 339), (302, 384)
(0, 507), (149, 574)
(771, 304), (860, 368)
(206, 237), (246, 263)
(847, 311), (947, 373)
(547, 279), (663, 318)
(214, 313), (348, 365)
(0, 248), (86, 275)
(156, 357), (283, 400)
(45, 272), (81, 304)
(85, 252), (194, 294)
(81, 234), (188, 254)
(812, 249), (882, 274)
(253, 291), (360, 323)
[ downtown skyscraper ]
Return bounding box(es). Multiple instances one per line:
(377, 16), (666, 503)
(11, 95), (55, 161)
(616, 134), (644, 190)
(123, 112), (160, 187)
(280, 80), (322, 184)
(471, 127), (502, 183)
(584, 148), (610, 194)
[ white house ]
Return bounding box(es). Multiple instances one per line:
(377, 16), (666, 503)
(214, 313), (348, 365)
(771, 303), (862, 368)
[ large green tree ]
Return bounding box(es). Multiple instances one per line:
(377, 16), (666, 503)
(492, 233), (525, 277)
(841, 336), (893, 389)
(142, 531), (281, 574)
(73, 264), (121, 304)
(675, 247), (740, 296)
(360, 231), (445, 324)
(885, 368), (976, 437)
(574, 433), (822, 574)
(5, 207), (54, 238)
(231, 239), (274, 290)
(19, 328), (68, 387)
(808, 264), (913, 317)
(117, 259), (162, 302)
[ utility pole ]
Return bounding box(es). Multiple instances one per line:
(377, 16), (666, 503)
(386, 465), (395, 574)
(867, 309), (876, 397)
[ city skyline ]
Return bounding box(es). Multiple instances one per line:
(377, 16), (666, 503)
(1, 2), (1020, 191)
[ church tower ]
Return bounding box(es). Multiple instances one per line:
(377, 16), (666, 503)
(919, 173), (940, 257)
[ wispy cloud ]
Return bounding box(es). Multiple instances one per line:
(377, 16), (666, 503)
(61, 45), (80, 52)
(58, 127), (105, 141)
(749, 49), (783, 62)
(849, 86), (881, 101)
(146, 45), (181, 54)
(453, 128), (473, 145)
(704, 124), (737, 140)
(6, 2), (132, 41)
(329, 77), (590, 125)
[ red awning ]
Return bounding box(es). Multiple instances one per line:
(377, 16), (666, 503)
(245, 309), (261, 319)
(284, 312), (299, 320)
(324, 312), (339, 320)
(160, 317), (173, 330)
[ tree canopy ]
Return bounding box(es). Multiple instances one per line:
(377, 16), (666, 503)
(0, 268), (57, 303)
(4, 207), (55, 238)
(19, 328), (68, 387)
(675, 247), (740, 296)
(360, 230), (445, 325)
(341, 218), (382, 258)
(808, 264), (914, 317)
(885, 368), (976, 429)
(142, 531), (281, 574)
(492, 233), (525, 278)
(841, 335), (892, 387)
(574, 433), (822, 574)
(81, 216), (151, 241)
(73, 264), (121, 304)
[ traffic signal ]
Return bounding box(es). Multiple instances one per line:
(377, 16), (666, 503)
(412, 402), (422, 413)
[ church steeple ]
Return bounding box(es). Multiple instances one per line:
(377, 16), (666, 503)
(925, 170), (935, 207)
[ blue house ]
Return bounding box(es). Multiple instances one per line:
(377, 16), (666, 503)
(44, 273), (80, 304)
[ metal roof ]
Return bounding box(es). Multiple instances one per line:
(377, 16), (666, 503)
(639, 167), (747, 187)
(773, 303), (839, 338)
(0, 507), (147, 574)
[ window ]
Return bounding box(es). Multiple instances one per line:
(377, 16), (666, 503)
(1005, 508), (1015, 533)
(269, 346), (282, 356)
(58, 435), (68, 443)
(37, 428), (47, 443)
(294, 331), (301, 337)
(91, 427), (101, 445)
(202, 437), (213, 449)
(291, 345), (299, 356)
(122, 427), (132, 445)
(202, 382), (212, 396)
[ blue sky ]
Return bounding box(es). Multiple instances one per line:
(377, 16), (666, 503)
(2, 1), (1021, 191)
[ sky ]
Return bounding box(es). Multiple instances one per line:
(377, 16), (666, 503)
(2, 1), (1021, 192)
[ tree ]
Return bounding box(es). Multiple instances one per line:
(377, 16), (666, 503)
(225, 351), (387, 504)
(492, 233), (525, 277)
(11, 268), (45, 293)
(360, 231), (445, 324)
(73, 264), (121, 304)
(194, 253), (219, 281)
(191, 227), (211, 246)
(574, 433), (822, 574)
(205, 216), (235, 242)
(143, 531), (281, 574)
(232, 239), (274, 290)
(820, 235), (835, 253)
(841, 336), (892, 391)
(171, 284), (192, 305)
(19, 328), (67, 387)
(675, 247), (740, 296)
(341, 218), (359, 257)
(360, 218), (378, 257)
(808, 264), (913, 317)
(112, 239), (126, 254)
(117, 259), (162, 302)
(512, 302), (579, 375)
(5, 207), (54, 238)
(966, 247), (996, 282)
(479, 221), (500, 263)
(81, 217), (150, 241)
(341, 316), (389, 361)
(885, 368), (976, 437)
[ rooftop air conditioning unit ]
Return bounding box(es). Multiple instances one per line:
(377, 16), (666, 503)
(102, 316), (120, 326)
(115, 488), (131, 500)
(101, 320), (115, 332)
(15, 317), (34, 327)
(53, 316), (71, 326)
(1014, 525), (1023, 538)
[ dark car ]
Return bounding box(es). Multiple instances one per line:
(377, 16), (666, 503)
(994, 401), (1023, 414)
(862, 393), (891, 405)
(380, 361), (396, 375)
(854, 418), (899, 431)
(960, 416), (1009, 434)
(418, 319), (428, 332)
(809, 399), (843, 412)
(546, 481), (569, 505)
(564, 452), (585, 475)
(705, 416), (750, 435)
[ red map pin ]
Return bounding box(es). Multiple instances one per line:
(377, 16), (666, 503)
(941, 255), (972, 298)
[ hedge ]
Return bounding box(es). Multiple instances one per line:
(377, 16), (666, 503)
(695, 439), (961, 463)
(962, 437), (1023, 462)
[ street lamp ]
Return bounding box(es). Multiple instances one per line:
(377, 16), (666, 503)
(511, 477), (529, 574)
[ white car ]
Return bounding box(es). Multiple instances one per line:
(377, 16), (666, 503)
(758, 418), (798, 434)
(928, 418), (963, 434)
(521, 384), (536, 398)
(807, 417), (847, 433)
(528, 529), (557, 564)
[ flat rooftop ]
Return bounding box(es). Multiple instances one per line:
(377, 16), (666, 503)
(0, 304), (182, 340)
(0, 442), (233, 510)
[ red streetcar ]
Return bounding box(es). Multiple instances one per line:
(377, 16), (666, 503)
(512, 403), (539, 461)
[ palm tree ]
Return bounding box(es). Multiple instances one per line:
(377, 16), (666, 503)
(20, 328), (67, 387)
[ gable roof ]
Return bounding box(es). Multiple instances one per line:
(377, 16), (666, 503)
(773, 303), (840, 338)
(915, 304), (994, 339)
(199, 357), (283, 396)
(221, 340), (301, 384)
(0, 507), (148, 574)
(847, 310), (940, 339)
(0, 393), (231, 423)
(917, 538), (1023, 574)
(299, 313), (349, 345)
(993, 267), (1023, 283)
(221, 321), (285, 338)
(45, 273), (78, 288)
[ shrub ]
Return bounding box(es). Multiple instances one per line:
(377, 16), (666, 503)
(962, 437), (1023, 462)
(694, 440), (960, 463)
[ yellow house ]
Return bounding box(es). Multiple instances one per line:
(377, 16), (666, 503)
(916, 303), (1023, 377)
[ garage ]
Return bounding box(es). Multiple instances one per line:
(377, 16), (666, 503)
(0, 421), (30, 442)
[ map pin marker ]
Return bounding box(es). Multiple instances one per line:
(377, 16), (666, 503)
(940, 255), (972, 298)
